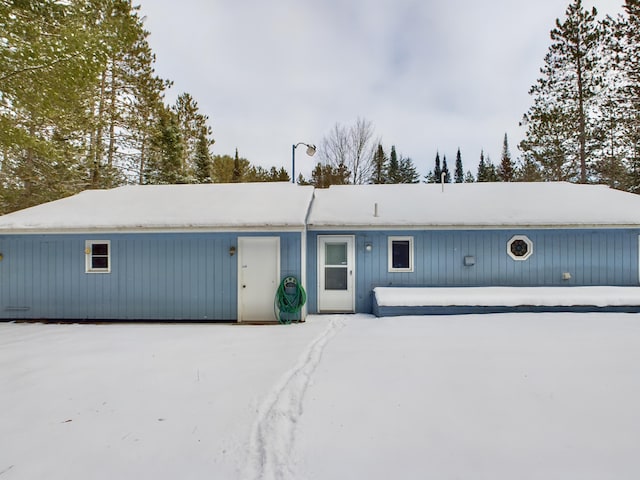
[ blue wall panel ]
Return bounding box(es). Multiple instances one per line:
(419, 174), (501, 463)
(307, 229), (640, 314)
(0, 232), (301, 321)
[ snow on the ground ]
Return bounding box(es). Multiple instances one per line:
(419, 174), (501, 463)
(374, 286), (640, 307)
(2, 313), (640, 480)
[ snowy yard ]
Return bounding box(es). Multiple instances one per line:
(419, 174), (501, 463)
(2, 313), (640, 480)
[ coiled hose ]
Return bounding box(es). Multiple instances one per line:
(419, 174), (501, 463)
(274, 276), (307, 324)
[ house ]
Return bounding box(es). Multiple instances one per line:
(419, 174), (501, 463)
(0, 183), (314, 321)
(1, 181), (639, 321)
(305, 182), (640, 314)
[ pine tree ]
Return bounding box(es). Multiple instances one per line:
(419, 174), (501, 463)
(497, 133), (515, 181)
(300, 162), (351, 188)
(232, 148), (241, 182)
(520, 0), (601, 183)
(442, 155), (451, 183)
(211, 153), (250, 183)
(477, 151), (499, 182)
(518, 156), (544, 181)
(145, 107), (184, 184)
(425, 152), (442, 183)
(477, 150), (488, 181)
(454, 148), (464, 183)
(193, 128), (212, 183)
(399, 156), (420, 183)
(611, 0), (640, 192)
(387, 146), (401, 183)
(464, 170), (475, 183)
(173, 93), (213, 182)
(370, 144), (387, 184)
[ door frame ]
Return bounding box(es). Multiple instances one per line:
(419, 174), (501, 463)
(237, 236), (280, 322)
(317, 235), (355, 313)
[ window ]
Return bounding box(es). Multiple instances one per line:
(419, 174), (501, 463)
(507, 235), (533, 261)
(85, 240), (111, 273)
(388, 236), (414, 272)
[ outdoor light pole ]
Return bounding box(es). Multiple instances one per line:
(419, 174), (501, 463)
(291, 142), (316, 183)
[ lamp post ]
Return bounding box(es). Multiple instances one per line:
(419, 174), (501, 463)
(291, 142), (316, 183)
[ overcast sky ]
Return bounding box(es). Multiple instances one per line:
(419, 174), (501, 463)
(138, 0), (624, 181)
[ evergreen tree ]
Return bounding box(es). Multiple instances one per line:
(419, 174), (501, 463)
(370, 144), (387, 184)
(387, 146), (401, 183)
(611, 0), (640, 192)
(520, 0), (601, 183)
(477, 150), (488, 181)
(232, 148), (241, 182)
(442, 155), (451, 183)
(425, 152), (442, 183)
(144, 107), (184, 184)
(0, 0), (179, 211)
(464, 170), (475, 183)
(518, 156), (544, 181)
(399, 156), (420, 183)
(497, 133), (515, 181)
(193, 128), (212, 183)
(299, 162), (351, 188)
(454, 148), (464, 183)
(211, 153), (250, 183)
(172, 93), (213, 182)
(477, 151), (499, 182)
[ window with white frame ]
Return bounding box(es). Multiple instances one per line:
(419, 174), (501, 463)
(388, 236), (414, 272)
(507, 235), (533, 261)
(85, 240), (111, 273)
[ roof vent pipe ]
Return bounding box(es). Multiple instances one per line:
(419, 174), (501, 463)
(374, 202), (379, 217)
(441, 172), (446, 192)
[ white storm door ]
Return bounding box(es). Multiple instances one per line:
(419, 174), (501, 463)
(238, 237), (280, 322)
(318, 235), (355, 313)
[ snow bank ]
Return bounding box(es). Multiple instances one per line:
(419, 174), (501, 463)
(374, 286), (640, 307)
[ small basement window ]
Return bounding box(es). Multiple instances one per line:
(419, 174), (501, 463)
(507, 235), (533, 261)
(388, 236), (414, 272)
(85, 240), (111, 273)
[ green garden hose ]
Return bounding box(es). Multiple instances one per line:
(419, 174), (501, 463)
(274, 276), (307, 324)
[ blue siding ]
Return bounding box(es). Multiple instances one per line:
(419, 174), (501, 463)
(307, 229), (640, 314)
(0, 232), (302, 320)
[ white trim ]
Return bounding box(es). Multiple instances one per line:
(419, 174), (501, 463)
(317, 235), (355, 313)
(638, 235), (640, 285)
(507, 235), (533, 261)
(0, 226), (305, 235)
(2, 224), (638, 235)
(300, 229), (307, 320)
(307, 223), (640, 231)
(388, 236), (414, 272)
(85, 240), (111, 273)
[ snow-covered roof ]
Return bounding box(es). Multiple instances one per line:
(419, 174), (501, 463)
(306, 182), (640, 229)
(0, 183), (315, 233)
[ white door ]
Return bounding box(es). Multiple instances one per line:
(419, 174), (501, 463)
(238, 237), (280, 322)
(318, 235), (355, 312)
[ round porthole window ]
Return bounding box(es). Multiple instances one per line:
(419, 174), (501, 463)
(507, 235), (533, 261)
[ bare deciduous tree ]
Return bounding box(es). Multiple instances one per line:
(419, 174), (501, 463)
(319, 117), (378, 184)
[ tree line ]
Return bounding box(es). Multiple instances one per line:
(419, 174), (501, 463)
(0, 0), (287, 214)
(303, 0), (640, 191)
(298, 118), (517, 187)
(2, 0), (639, 215)
(520, 0), (640, 192)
